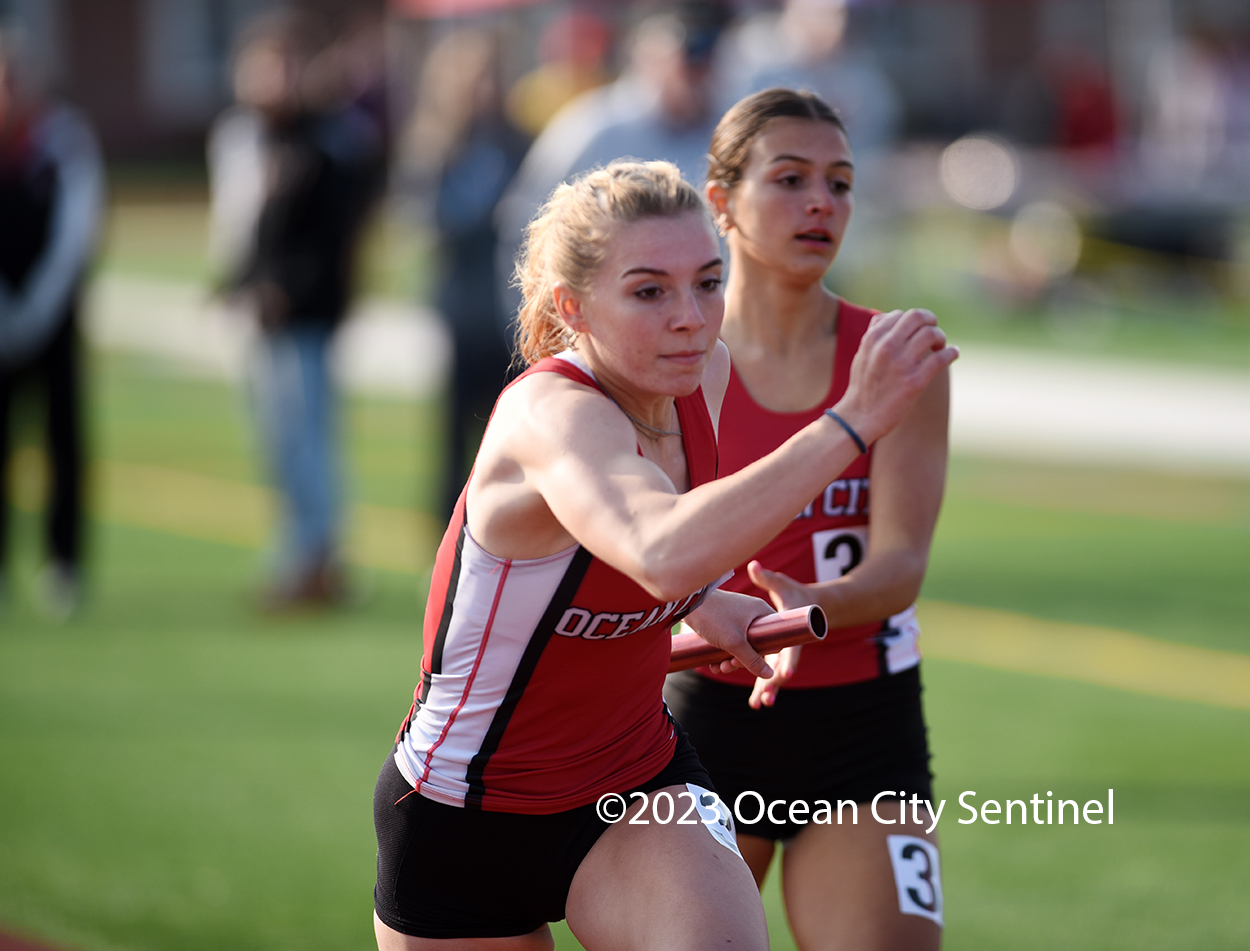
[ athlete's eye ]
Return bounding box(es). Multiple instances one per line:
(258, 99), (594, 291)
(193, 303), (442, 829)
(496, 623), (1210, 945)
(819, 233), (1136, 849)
(698, 277), (723, 292)
(778, 173), (802, 187)
(634, 284), (663, 300)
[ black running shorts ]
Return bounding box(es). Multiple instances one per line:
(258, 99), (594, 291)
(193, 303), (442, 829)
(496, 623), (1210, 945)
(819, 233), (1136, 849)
(373, 728), (713, 938)
(664, 665), (934, 841)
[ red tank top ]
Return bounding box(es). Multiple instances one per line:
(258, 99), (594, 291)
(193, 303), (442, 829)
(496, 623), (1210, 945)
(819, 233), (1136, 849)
(394, 355), (722, 813)
(698, 301), (921, 688)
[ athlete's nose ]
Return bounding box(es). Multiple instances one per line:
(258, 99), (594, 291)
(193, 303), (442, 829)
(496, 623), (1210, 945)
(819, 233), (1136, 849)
(672, 287), (708, 331)
(808, 183), (835, 216)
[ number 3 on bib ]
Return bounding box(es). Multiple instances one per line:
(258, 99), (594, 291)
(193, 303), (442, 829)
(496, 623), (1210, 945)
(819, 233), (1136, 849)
(886, 835), (944, 926)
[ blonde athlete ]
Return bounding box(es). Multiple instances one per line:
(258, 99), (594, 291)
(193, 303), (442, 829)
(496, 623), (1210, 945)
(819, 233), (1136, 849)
(372, 160), (956, 951)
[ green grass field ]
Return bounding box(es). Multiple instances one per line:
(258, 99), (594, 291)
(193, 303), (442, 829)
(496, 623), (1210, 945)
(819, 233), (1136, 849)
(2, 191), (1248, 950)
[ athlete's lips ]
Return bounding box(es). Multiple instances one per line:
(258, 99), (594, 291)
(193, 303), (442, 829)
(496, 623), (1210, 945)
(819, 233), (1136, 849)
(796, 228), (833, 244)
(661, 350), (708, 366)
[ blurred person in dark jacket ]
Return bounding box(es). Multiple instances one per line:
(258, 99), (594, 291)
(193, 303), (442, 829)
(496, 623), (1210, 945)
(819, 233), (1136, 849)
(0, 29), (103, 619)
(402, 27), (529, 520)
(208, 12), (383, 611)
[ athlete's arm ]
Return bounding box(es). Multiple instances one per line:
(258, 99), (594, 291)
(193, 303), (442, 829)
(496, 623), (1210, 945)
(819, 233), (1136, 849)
(748, 364), (950, 626)
(475, 309), (956, 602)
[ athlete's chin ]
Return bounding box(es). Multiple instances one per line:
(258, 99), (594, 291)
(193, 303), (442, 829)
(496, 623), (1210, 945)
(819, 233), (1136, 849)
(788, 253), (837, 281)
(659, 354), (710, 393)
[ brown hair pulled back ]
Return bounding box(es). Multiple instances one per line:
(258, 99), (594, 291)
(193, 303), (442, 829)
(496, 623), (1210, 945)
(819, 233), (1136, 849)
(514, 160), (706, 366)
(706, 88), (847, 191)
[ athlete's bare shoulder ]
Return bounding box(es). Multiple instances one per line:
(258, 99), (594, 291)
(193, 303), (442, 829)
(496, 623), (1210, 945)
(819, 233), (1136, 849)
(486, 367), (631, 462)
(466, 366), (636, 560)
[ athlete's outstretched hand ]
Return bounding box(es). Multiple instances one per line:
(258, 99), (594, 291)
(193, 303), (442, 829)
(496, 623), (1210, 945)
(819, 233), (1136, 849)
(747, 560), (812, 614)
(748, 646), (800, 709)
(836, 309), (958, 447)
(682, 590), (776, 680)
(745, 560), (816, 708)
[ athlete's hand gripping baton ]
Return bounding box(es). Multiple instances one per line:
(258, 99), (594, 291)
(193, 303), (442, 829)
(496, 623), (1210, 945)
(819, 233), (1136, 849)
(667, 605), (828, 673)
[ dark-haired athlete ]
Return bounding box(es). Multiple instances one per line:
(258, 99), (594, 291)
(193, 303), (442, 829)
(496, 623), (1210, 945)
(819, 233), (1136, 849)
(665, 89), (950, 950)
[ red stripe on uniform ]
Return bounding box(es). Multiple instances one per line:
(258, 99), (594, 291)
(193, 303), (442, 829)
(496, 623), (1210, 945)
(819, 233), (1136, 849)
(416, 559), (513, 791)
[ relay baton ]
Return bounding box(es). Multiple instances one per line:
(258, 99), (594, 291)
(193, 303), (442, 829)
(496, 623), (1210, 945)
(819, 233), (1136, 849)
(667, 605), (828, 673)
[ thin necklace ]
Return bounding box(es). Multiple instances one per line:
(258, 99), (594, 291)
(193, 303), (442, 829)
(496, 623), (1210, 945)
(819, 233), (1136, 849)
(603, 390), (683, 437)
(620, 407), (683, 438)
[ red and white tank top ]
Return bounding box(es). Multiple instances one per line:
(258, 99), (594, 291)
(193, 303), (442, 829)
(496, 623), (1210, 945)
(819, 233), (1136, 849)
(699, 300), (921, 689)
(395, 354), (721, 814)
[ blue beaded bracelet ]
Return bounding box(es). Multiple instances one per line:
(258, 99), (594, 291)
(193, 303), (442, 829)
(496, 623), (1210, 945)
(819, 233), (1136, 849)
(823, 409), (867, 454)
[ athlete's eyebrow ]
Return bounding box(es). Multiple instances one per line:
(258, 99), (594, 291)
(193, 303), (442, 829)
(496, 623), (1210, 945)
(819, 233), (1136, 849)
(622, 258), (723, 278)
(769, 153), (854, 170)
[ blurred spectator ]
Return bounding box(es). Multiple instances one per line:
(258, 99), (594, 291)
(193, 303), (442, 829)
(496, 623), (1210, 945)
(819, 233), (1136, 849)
(496, 2), (731, 321)
(719, 0), (900, 283)
(208, 12), (383, 611)
(1141, 32), (1227, 189)
(505, 10), (613, 138)
(402, 27), (529, 520)
(1003, 44), (1119, 157)
(726, 0), (902, 159)
(1221, 33), (1250, 174)
(0, 28), (103, 619)
(330, 9), (393, 151)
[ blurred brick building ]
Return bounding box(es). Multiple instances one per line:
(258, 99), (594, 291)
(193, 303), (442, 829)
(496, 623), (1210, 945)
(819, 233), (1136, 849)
(0, 0), (384, 160)
(2, 0), (1248, 160)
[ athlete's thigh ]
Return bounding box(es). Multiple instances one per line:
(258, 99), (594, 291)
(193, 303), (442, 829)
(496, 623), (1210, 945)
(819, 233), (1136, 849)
(781, 808), (942, 951)
(373, 912), (554, 951)
(565, 785), (768, 951)
(737, 831), (779, 890)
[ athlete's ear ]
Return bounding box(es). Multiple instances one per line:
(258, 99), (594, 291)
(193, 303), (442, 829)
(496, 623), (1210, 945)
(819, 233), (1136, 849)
(552, 282), (589, 335)
(706, 181), (733, 236)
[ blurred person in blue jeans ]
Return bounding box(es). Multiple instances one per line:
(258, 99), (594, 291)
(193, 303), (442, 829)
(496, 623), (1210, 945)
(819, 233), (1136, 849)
(208, 12), (382, 610)
(0, 29), (103, 619)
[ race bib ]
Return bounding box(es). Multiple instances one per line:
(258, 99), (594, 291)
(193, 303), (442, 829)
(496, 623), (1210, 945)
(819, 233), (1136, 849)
(886, 835), (944, 926)
(811, 526), (868, 583)
(688, 784), (741, 857)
